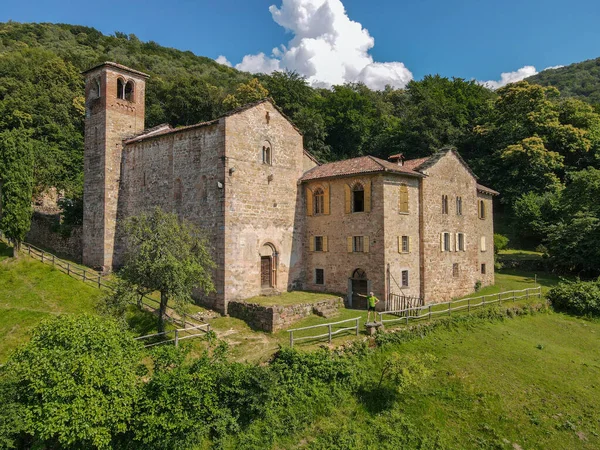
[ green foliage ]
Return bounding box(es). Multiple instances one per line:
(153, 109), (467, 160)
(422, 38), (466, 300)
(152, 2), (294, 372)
(120, 207), (215, 332)
(223, 78), (269, 110)
(547, 279), (600, 316)
(0, 315), (143, 449)
(493, 233), (509, 254)
(377, 352), (436, 392)
(0, 128), (34, 251)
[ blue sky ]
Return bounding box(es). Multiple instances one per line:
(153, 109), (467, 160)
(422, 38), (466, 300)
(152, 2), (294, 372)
(2, 0), (599, 89)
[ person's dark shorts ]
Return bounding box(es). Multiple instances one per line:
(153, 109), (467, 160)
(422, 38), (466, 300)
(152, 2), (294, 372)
(368, 306), (376, 312)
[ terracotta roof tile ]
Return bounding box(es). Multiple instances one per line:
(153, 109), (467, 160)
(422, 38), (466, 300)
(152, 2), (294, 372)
(476, 184), (500, 196)
(82, 61), (150, 78)
(401, 157), (430, 171)
(301, 155), (424, 181)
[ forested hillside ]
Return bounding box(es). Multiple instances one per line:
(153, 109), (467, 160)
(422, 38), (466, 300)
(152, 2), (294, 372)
(527, 57), (600, 106)
(2, 21), (600, 272)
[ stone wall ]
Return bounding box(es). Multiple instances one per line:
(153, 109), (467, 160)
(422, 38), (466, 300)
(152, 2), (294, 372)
(26, 212), (82, 262)
(228, 296), (344, 332)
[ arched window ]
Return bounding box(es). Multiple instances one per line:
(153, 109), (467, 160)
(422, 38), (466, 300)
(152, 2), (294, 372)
(399, 184), (409, 213)
(352, 182), (365, 212)
(117, 78), (125, 99)
(313, 188), (324, 215)
(90, 78), (101, 99)
(125, 80), (134, 101)
(262, 144), (272, 165)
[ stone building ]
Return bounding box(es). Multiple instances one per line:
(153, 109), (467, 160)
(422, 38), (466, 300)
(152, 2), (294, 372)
(82, 62), (497, 314)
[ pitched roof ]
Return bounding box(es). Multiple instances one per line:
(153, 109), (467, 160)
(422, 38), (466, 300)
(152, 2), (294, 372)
(82, 61), (150, 78)
(300, 155), (424, 181)
(124, 98), (301, 145)
(476, 184), (500, 196)
(401, 157), (430, 171)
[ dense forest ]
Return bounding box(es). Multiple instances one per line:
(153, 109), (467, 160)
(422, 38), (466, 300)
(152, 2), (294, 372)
(2, 21), (600, 273)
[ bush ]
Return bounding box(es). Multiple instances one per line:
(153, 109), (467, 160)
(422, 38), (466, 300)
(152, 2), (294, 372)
(547, 279), (600, 316)
(493, 233), (509, 254)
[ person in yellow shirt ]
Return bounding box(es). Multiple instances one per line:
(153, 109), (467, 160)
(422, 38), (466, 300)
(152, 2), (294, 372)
(361, 291), (379, 323)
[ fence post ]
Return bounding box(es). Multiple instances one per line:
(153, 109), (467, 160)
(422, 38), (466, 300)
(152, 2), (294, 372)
(98, 275), (101, 288)
(483, 295), (486, 308)
(448, 302), (451, 316)
(28, 246), (31, 256)
(538, 287), (542, 300)
(513, 291), (515, 303)
(175, 329), (179, 347)
(405, 314), (409, 326)
(289, 331), (294, 348)
(328, 324), (333, 343)
(429, 304), (432, 320)
(41, 251), (44, 263)
(498, 292), (501, 304)
(355, 318), (359, 336)
(83, 270), (86, 283)
(468, 298), (471, 314)
(52, 254), (55, 266)
(67, 262), (70, 275)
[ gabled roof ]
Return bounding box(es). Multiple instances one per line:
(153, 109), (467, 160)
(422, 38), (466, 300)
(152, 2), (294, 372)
(300, 155), (424, 181)
(476, 184), (499, 196)
(411, 146), (478, 179)
(82, 61), (150, 78)
(124, 98), (301, 145)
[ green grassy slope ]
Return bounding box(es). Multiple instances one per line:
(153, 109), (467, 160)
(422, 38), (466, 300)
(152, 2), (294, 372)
(297, 312), (600, 449)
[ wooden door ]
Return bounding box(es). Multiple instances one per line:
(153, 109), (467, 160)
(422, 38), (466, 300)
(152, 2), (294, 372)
(261, 256), (272, 287)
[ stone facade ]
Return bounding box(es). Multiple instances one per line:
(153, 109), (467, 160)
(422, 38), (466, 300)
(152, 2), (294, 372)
(81, 62), (497, 314)
(26, 212), (82, 262)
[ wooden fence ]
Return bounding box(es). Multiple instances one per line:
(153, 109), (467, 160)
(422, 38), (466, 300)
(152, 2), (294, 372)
(385, 293), (424, 316)
(134, 323), (211, 348)
(378, 286), (542, 326)
(287, 317), (361, 347)
(9, 239), (196, 329)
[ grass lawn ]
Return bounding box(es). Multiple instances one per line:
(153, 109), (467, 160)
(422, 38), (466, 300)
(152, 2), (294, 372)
(300, 312), (600, 449)
(242, 290), (341, 306)
(498, 249), (544, 261)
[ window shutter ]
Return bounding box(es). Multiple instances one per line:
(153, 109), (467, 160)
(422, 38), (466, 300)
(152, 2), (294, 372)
(463, 234), (467, 251)
(481, 236), (486, 252)
(455, 233), (459, 252)
(347, 236), (353, 253)
(364, 236), (370, 253)
(344, 184), (351, 214)
(323, 236), (328, 252)
(398, 236), (402, 253)
(440, 233), (445, 252)
(309, 236), (315, 252)
(399, 184), (409, 213)
(323, 183), (330, 215)
(364, 180), (371, 212)
(408, 236), (411, 253)
(306, 187), (313, 216)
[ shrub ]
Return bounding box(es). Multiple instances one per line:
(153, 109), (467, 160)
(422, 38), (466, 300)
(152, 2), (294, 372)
(547, 279), (600, 316)
(493, 233), (509, 254)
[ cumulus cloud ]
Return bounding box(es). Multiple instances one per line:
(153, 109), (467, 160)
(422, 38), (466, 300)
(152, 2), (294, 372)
(232, 0), (413, 90)
(215, 55), (232, 67)
(543, 65), (564, 71)
(481, 65), (538, 90)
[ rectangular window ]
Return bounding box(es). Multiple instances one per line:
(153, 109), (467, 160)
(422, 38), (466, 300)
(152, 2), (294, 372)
(401, 235), (409, 253)
(314, 236), (323, 252)
(442, 195), (448, 214)
(481, 264), (486, 274)
(443, 232), (451, 252)
(453, 263), (459, 278)
(353, 236), (364, 252)
(457, 233), (465, 251)
(478, 200), (486, 219)
(456, 196), (462, 215)
(315, 268), (324, 285)
(480, 236), (487, 252)
(401, 270), (409, 287)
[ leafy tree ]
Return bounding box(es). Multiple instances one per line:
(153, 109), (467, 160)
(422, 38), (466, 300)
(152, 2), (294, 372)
(120, 207), (215, 332)
(0, 315), (143, 449)
(223, 78), (269, 110)
(261, 70), (314, 117)
(0, 128), (34, 255)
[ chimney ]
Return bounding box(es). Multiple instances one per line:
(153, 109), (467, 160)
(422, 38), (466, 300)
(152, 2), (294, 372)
(388, 153), (404, 166)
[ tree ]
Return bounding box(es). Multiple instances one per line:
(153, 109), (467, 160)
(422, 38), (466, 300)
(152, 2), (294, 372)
(0, 315), (143, 449)
(223, 78), (269, 110)
(0, 128), (34, 256)
(120, 208), (215, 332)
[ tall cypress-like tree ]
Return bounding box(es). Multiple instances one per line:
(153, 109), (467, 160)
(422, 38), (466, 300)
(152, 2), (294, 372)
(0, 129), (34, 256)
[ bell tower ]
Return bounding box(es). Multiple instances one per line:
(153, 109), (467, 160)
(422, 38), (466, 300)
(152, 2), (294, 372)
(82, 62), (148, 271)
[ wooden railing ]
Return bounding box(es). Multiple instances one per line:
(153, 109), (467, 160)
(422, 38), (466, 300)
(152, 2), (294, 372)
(385, 293), (424, 315)
(134, 323), (211, 348)
(378, 286), (542, 326)
(287, 317), (361, 347)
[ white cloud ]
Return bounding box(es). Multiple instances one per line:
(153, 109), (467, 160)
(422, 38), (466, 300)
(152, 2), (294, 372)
(231, 0), (413, 90)
(543, 65), (564, 71)
(481, 65), (538, 90)
(215, 55), (232, 67)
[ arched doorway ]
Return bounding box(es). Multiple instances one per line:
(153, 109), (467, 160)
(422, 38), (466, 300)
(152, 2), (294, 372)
(350, 268), (368, 309)
(259, 243), (277, 289)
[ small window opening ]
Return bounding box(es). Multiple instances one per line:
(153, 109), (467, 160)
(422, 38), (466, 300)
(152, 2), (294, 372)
(443, 232), (451, 252)
(401, 270), (409, 287)
(442, 195), (449, 214)
(457, 233), (465, 251)
(456, 196), (462, 215)
(479, 200), (486, 219)
(453, 263), (459, 278)
(117, 78), (125, 99)
(314, 236), (324, 252)
(352, 183), (365, 212)
(314, 188), (324, 215)
(315, 268), (324, 285)
(262, 145), (272, 165)
(401, 235), (409, 253)
(353, 236), (364, 252)
(481, 264), (486, 274)
(125, 80), (134, 101)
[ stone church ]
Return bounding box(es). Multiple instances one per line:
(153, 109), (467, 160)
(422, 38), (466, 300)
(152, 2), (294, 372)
(82, 62), (497, 314)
